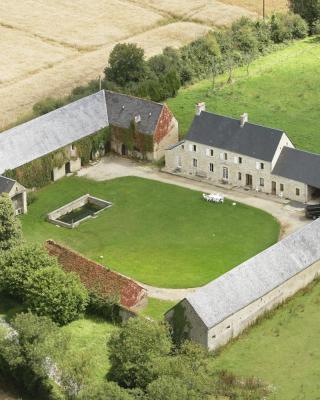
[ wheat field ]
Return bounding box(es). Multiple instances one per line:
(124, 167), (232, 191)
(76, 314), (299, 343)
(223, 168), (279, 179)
(0, 0), (285, 129)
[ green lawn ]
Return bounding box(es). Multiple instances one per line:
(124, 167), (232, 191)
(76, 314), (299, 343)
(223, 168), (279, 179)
(140, 298), (177, 321)
(167, 37), (320, 153)
(214, 279), (320, 400)
(21, 176), (279, 288)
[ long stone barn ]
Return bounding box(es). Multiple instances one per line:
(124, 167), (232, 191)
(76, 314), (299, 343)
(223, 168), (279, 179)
(0, 90), (178, 189)
(166, 219), (320, 350)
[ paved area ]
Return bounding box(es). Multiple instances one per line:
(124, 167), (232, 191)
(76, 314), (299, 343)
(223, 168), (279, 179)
(78, 155), (308, 301)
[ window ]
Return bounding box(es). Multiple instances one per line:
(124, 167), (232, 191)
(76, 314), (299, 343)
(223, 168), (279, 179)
(210, 149), (214, 157)
(181, 145), (184, 150)
(193, 145), (197, 152)
(238, 172), (242, 181)
(224, 153), (228, 160)
(260, 178), (264, 187)
(209, 163), (214, 172)
(71, 144), (75, 150)
(296, 188), (300, 196)
(193, 158), (198, 168)
(239, 157), (242, 164)
(280, 183), (284, 192)
(260, 163), (264, 170)
(222, 167), (229, 180)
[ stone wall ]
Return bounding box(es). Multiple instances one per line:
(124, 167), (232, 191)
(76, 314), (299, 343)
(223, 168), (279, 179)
(165, 140), (307, 203)
(153, 106), (179, 161)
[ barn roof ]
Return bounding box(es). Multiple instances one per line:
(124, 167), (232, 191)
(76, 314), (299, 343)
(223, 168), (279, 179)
(184, 219), (320, 329)
(0, 91), (109, 174)
(0, 90), (165, 174)
(185, 111), (284, 162)
(272, 146), (320, 189)
(105, 90), (164, 135)
(0, 176), (16, 194)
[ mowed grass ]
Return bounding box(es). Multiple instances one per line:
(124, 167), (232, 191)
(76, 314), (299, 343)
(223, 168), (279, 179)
(140, 298), (177, 321)
(167, 38), (320, 153)
(214, 279), (320, 400)
(21, 176), (279, 288)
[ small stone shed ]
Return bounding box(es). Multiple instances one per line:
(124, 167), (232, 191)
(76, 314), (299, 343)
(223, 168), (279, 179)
(166, 219), (320, 350)
(0, 175), (27, 214)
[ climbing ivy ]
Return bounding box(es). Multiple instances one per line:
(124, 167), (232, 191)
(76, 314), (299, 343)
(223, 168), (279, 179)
(5, 128), (111, 188)
(170, 302), (191, 347)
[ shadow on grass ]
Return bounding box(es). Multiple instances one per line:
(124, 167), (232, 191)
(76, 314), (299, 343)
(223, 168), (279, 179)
(0, 293), (25, 322)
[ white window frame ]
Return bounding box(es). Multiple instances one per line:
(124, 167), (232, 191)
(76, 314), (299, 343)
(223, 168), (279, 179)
(222, 167), (229, 180)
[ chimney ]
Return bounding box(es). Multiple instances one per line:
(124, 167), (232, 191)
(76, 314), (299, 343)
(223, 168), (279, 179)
(195, 102), (206, 116)
(240, 113), (248, 127)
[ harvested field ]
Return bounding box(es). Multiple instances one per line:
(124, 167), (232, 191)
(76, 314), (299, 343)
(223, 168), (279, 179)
(222, 0), (289, 15)
(0, 0), (285, 129)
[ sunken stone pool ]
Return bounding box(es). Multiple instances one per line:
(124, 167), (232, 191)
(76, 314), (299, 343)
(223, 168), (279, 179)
(47, 194), (112, 228)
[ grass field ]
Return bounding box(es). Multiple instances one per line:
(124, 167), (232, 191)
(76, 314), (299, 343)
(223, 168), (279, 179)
(214, 279), (320, 400)
(21, 176), (279, 288)
(0, 0), (288, 129)
(167, 38), (320, 154)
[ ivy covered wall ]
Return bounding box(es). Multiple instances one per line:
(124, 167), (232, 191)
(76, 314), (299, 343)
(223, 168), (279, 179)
(5, 127), (110, 188)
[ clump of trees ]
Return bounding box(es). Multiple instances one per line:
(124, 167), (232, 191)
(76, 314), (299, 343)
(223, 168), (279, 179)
(77, 318), (271, 400)
(289, 0), (320, 33)
(31, 11), (310, 118)
(0, 199), (89, 325)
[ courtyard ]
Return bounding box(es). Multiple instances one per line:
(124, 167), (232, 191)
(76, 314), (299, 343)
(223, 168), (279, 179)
(21, 175), (279, 288)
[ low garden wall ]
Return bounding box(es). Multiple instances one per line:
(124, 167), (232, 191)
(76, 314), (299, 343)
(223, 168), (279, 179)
(47, 194), (112, 228)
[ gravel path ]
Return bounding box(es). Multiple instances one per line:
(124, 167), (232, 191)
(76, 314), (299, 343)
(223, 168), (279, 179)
(78, 155), (308, 301)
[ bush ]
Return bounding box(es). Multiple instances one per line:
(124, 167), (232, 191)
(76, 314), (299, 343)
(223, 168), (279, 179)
(146, 376), (191, 400)
(0, 243), (59, 298)
(25, 266), (89, 325)
(78, 381), (135, 400)
(33, 97), (66, 117)
(270, 12), (308, 43)
(0, 312), (67, 399)
(108, 318), (172, 389)
(0, 194), (22, 252)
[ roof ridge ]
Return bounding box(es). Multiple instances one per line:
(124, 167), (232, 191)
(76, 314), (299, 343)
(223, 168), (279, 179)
(105, 89), (164, 108)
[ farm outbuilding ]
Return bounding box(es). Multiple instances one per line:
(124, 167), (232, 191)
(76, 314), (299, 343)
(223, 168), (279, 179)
(0, 175), (27, 215)
(166, 218), (320, 350)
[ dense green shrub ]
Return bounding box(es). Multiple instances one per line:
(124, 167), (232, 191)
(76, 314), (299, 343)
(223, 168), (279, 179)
(0, 243), (59, 298)
(0, 312), (67, 399)
(0, 194), (22, 251)
(33, 97), (67, 117)
(105, 43), (147, 86)
(270, 12), (308, 43)
(289, 0), (320, 29)
(24, 266), (89, 325)
(108, 318), (171, 389)
(78, 381), (135, 400)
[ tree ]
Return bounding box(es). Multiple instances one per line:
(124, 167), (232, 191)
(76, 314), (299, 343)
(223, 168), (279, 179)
(146, 376), (194, 400)
(0, 194), (22, 251)
(25, 267), (88, 325)
(108, 318), (171, 389)
(77, 381), (135, 400)
(0, 312), (68, 397)
(0, 243), (59, 298)
(105, 43), (147, 86)
(289, 0), (320, 29)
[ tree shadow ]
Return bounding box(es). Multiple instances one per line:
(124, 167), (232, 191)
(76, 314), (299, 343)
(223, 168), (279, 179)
(0, 293), (25, 322)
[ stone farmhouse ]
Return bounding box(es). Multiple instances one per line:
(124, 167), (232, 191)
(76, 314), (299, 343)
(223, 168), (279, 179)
(166, 218), (320, 351)
(0, 176), (27, 215)
(0, 90), (178, 184)
(165, 104), (320, 203)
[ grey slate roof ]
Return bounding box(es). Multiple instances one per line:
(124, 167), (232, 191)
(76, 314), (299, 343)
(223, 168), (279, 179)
(105, 91), (164, 135)
(0, 91), (109, 174)
(0, 176), (16, 194)
(272, 146), (320, 189)
(185, 112), (284, 162)
(185, 218), (320, 329)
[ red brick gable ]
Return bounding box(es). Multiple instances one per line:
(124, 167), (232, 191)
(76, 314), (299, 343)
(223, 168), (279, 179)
(46, 240), (147, 309)
(154, 105), (175, 145)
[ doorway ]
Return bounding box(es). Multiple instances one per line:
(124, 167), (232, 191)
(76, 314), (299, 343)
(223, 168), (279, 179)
(65, 162), (71, 174)
(121, 144), (127, 156)
(246, 174), (253, 187)
(272, 181), (276, 195)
